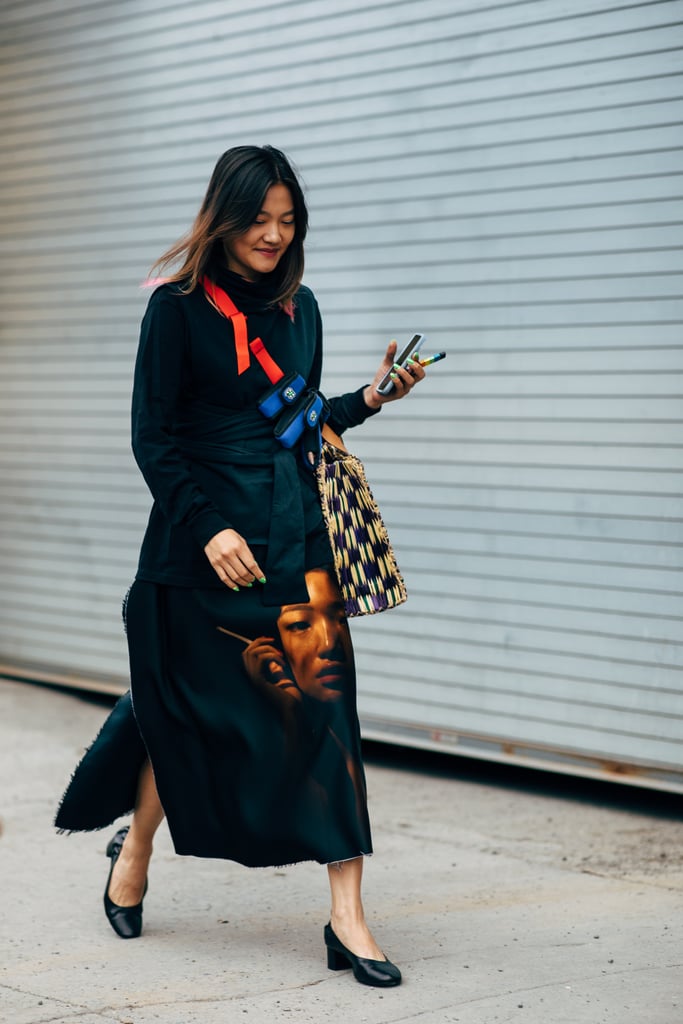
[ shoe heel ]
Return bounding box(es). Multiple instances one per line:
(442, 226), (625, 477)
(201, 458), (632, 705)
(327, 946), (349, 971)
(106, 824), (129, 859)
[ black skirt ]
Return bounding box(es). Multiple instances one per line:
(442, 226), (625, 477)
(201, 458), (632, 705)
(55, 555), (373, 868)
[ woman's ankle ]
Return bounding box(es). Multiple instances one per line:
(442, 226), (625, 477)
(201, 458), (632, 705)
(330, 907), (367, 930)
(122, 827), (154, 860)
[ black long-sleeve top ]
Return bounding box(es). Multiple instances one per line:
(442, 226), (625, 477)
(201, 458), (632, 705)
(131, 268), (379, 604)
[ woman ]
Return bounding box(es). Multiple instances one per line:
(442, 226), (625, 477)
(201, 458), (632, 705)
(56, 145), (424, 988)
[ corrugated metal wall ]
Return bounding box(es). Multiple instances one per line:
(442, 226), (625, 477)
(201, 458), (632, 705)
(1, 1), (682, 785)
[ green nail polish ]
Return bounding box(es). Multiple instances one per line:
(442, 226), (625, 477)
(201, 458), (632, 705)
(259, 576), (267, 584)
(390, 372), (398, 380)
(392, 362), (401, 370)
(246, 583), (253, 588)
(232, 585), (240, 592)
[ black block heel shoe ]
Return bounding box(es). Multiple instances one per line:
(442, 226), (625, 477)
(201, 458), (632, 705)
(103, 826), (147, 939)
(324, 923), (402, 987)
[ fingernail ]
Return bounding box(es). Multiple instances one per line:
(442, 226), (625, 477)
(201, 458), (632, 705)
(407, 358), (417, 366)
(392, 362), (401, 370)
(259, 576), (267, 584)
(232, 585), (240, 592)
(390, 372), (398, 380)
(246, 583), (253, 588)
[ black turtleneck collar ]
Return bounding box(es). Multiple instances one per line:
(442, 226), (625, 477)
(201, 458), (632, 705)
(208, 264), (283, 315)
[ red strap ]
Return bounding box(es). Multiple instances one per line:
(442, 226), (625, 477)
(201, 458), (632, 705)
(231, 314), (250, 376)
(203, 277), (250, 375)
(249, 338), (284, 385)
(203, 276), (287, 383)
(203, 277), (239, 316)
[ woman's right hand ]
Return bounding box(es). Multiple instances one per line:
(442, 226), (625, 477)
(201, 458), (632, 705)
(242, 637), (300, 701)
(203, 529), (265, 590)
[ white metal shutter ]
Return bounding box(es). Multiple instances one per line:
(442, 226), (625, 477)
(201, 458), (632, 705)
(1, 1), (682, 785)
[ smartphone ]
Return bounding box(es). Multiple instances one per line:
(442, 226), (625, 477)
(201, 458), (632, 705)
(375, 333), (425, 396)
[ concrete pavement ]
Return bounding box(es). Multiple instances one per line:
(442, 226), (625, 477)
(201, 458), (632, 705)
(0, 676), (681, 1024)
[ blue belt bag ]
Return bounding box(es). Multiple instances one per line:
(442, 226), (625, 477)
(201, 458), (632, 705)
(273, 389), (329, 469)
(257, 370), (307, 419)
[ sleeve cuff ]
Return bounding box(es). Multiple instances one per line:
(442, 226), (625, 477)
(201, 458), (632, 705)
(349, 385), (382, 422)
(328, 385), (382, 434)
(188, 509), (233, 550)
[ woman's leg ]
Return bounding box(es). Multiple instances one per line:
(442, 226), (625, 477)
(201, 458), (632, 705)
(108, 759), (165, 906)
(327, 857), (385, 960)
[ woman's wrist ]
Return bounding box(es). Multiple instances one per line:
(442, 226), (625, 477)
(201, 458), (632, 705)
(363, 384), (382, 411)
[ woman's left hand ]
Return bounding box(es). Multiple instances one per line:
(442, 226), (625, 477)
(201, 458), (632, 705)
(363, 339), (426, 410)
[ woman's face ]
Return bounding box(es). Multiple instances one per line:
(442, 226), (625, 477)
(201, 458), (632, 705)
(277, 570), (353, 703)
(224, 183), (296, 281)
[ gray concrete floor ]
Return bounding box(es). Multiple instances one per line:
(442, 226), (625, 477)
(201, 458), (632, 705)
(0, 676), (681, 1024)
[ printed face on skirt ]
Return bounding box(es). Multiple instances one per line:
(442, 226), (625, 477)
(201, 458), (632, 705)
(276, 569), (353, 703)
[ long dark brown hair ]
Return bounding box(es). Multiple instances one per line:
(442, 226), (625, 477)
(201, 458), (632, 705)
(150, 145), (308, 307)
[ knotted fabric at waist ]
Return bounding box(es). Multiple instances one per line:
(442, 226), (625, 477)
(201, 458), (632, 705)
(175, 402), (308, 606)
